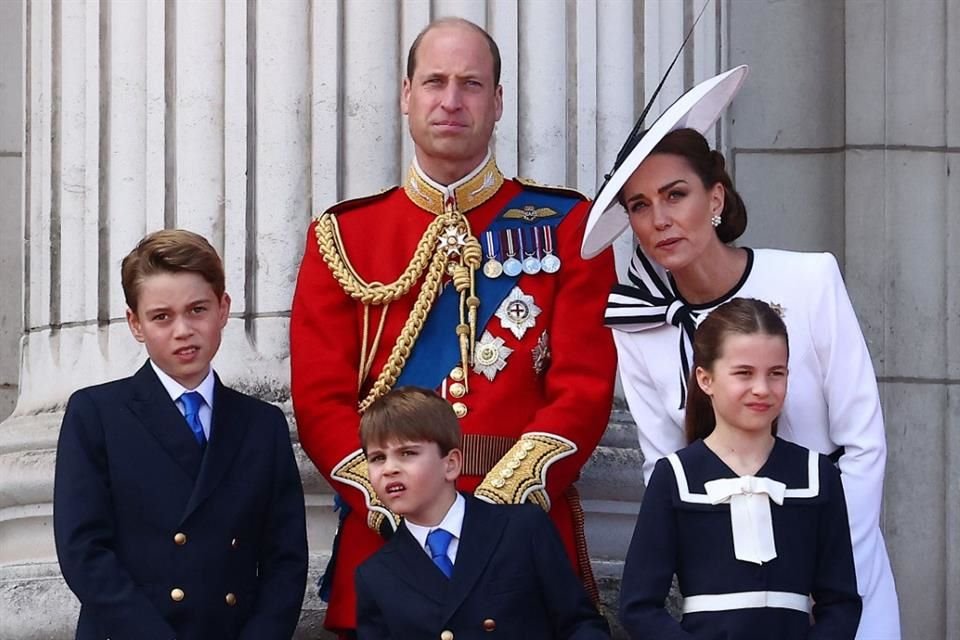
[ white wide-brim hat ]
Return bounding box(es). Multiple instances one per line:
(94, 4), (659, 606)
(581, 65), (750, 259)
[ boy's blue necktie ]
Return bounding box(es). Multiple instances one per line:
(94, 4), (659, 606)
(180, 391), (207, 448)
(425, 528), (455, 578)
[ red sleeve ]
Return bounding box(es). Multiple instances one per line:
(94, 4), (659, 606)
(290, 222), (368, 515)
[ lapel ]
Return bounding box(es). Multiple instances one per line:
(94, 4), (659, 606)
(441, 494), (507, 621)
(382, 522), (451, 605)
(181, 376), (250, 522)
(128, 362), (203, 481)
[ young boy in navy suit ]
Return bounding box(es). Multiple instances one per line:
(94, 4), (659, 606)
(53, 229), (308, 640)
(354, 386), (610, 639)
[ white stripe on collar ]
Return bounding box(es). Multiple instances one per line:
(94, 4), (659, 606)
(666, 449), (819, 503)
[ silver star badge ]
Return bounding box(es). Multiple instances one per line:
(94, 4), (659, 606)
(437, 224), (468, 256)
(473, 331), (513, 381)
(496, 286), (541, 340)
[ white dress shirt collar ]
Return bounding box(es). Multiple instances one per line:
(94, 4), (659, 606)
(149, 361), (216, 439)
(405, 492), (465, 564)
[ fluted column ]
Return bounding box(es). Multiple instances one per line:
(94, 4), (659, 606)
(0, 2), (727, 637)
(725, 0), (959, 637)
(0, 0), (23, 420)
(843, 2), (959, 637)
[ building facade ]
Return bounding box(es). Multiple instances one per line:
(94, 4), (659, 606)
(0, 1), (957, 638)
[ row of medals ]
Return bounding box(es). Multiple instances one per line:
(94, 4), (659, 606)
(481, 226), (561, 279)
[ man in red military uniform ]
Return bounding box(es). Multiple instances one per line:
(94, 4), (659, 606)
(291, 17), (617, 637)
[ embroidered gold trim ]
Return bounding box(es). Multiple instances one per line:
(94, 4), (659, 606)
(330, 449), (400, 532)
(404, 157), (504, 215)
(473, 432), (578, 509)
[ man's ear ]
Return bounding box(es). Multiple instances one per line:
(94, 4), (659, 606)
(126, 308), (145, 343)
(400, 77), (411, 115)
(695, 366), (713, 396)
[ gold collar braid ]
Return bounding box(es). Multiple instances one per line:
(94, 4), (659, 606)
(404, 157), (504, 215)
(314, 200), (482, 413)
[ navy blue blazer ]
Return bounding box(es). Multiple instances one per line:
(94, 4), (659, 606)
(53, 362), (308, 640)
(355, 494), (610, 639)
(619, 438), (861, 640)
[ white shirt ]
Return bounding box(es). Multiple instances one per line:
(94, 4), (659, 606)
(150, 361), (215, 441)
(405, 492), (465, 566)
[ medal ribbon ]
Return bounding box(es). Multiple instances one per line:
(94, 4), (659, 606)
(397, 189), (579, 390)
(504, 229), (517, 258)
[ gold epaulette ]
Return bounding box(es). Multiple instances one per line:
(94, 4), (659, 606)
(330, 449), (401, 533)
(513, 177), (588, 201)
(474, 432), (578, 511)
(316, 186), (399, 219)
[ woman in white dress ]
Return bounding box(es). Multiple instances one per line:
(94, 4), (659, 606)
(581, 67), (900, 639)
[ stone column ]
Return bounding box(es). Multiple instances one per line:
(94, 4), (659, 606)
(0, 1), (727, 637)
(843, 2), (959, 637)
(0, 0), (23, 421)
(0, 1), (330, 637)
(725, 0), (960, 637)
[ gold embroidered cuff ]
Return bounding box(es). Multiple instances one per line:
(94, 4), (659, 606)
(330, 449), (399, 532)
(473, 432), (578, 511)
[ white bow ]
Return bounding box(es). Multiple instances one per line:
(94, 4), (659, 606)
(704, 475), (787, 565)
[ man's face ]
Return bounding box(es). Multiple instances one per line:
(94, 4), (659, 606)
(401, 24), (503, 184)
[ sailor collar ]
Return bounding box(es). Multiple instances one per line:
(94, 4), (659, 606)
(404, 152), (504, 215)
(667, 440), (821, 505)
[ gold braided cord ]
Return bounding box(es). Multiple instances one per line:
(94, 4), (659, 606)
(315, 212), (449, 305)
(358, 304), (370, 390)
(357, 295), (392, 390)
(315, 208), (482, 413)
(357, 246), (449, 413)
(462, 237), (482, 362)
(363, 303), (390, 383)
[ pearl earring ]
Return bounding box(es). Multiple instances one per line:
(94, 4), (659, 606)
(710, 213), (722, 228)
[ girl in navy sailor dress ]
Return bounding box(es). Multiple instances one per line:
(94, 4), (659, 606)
(619, 298), (861, 640)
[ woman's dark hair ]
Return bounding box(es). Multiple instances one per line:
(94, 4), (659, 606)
(626, 127), (748, 243)
(684, 298), (789, 443)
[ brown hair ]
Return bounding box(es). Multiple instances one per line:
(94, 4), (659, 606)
(121, 229), (225, 312)
(360, 386), (461, 456)
(406, 17), (502, 85)
(684, 298), (789, 443)
(622, 127), (747, 243)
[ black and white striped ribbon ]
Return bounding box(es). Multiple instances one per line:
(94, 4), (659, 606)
(604, 248), (701, 409)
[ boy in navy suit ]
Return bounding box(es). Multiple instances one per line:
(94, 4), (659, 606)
(354, 386), (610, 639)
(53, 229), (308, 640)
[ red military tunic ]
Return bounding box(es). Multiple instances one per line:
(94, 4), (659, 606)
(290, 156), (617, 633)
